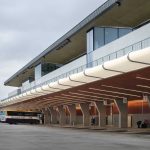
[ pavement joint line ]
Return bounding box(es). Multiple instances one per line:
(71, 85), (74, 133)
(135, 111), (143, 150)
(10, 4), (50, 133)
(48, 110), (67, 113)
(34, 124), (150, 135)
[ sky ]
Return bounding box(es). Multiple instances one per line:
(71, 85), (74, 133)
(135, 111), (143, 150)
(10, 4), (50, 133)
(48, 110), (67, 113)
(0, 0), (107, 99)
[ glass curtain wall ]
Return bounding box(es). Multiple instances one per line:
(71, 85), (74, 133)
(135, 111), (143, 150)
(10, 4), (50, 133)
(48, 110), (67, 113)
(42, 63), (60, 76)
(35, 64), (42, 80)
(93, 27), (132, 50)
(86, 26), (132, 66)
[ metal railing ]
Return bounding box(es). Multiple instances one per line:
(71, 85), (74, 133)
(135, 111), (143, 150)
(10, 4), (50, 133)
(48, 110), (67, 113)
(1, 37), (150, 102)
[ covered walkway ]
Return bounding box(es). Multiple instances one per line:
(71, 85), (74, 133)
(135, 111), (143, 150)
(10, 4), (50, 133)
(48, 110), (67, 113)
(1, 47), (150, 129)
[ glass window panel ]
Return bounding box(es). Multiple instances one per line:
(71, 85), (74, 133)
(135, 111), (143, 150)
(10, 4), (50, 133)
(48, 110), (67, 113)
(119, 28), (132, 38)
(86, 29), (94, 66)
(103, 55), (109, 62)
(97, 58), (103, 65)
(109, 53), (117, 60)
(124, 46), (132, 54)
(132, 42), (141, 51)
(142, 38), (150, 49)
(116, 50), (124, 58)
(94, 27), (104, 50)
(35, 64), (42, 80)
(105, 28), (118, 44)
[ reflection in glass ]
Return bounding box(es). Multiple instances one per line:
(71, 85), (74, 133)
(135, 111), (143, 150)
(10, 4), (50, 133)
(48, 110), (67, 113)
(105, 28), (118, 44)
(35, 64), (42, 80)
(119, 28), (132, 38)
(92, 27), (132, 51)
(87, 29), (94, 67)
(94, 28), (104, 50)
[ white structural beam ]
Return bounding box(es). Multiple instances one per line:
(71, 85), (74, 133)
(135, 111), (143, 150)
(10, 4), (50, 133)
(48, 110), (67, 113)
(114, 99), (128, 128)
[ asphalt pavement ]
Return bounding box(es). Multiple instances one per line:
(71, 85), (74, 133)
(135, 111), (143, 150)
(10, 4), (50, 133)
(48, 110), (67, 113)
(0, 123), (150, 150)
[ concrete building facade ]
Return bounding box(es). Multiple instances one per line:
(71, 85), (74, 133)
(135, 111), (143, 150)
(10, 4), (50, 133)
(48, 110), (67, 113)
(1, 0), (150, 128)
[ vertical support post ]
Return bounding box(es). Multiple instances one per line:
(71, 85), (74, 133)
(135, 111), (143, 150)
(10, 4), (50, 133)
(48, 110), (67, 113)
(67, 104), (76, 126)
(44, 108), (51, 125)
(80, 103), (90, 126)
(48, 107), (57, 124)
(115, 99), (128, 128)
(143, 95), (150, 108)
(95, 101), (106, 127)
(58, 106), (66, 125)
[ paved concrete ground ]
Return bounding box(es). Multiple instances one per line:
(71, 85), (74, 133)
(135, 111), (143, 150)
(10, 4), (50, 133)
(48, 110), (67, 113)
(0, 123), (150, 150)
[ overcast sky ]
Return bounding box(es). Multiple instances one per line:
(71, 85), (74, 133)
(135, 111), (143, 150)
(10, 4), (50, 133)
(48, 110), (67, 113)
(0, 0), (106, 99)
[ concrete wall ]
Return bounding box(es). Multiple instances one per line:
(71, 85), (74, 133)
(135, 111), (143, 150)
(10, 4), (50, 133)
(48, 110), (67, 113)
(113, 114), (119, 127)
(76, 115), (112, 126)
(113, 114), (150, 128)
(76, 116), (83, 125)
(66, 116), (70, 124)
(107, 115), (113, 125)
(131, 114), (150, 128)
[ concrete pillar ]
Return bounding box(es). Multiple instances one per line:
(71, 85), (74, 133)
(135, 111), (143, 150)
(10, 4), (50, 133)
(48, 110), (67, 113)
(40, 109), (44, 124)
(95, 101), (106, 127)
(41, 108), (45, 124)
(57, 106), (66, 125)
(115, 99), (128, 128)
(147, 96), (150, 108)
(41, 108), (50, 125)
(143, 95), (150, 108)
(67, 104), (76, 126)
(48, 107), (57, 124)
(80, 103), (90, 126)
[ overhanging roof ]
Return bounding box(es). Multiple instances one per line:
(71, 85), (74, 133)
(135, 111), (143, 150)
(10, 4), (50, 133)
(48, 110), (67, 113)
(5, 0), (150, 87)
(1, 47), (150, 108)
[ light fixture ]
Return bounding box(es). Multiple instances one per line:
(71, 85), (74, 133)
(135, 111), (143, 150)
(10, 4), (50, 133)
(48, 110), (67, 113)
(116, 0), (121, 6)
(123, 97), (127, 104)
(56, 39), (71, 50)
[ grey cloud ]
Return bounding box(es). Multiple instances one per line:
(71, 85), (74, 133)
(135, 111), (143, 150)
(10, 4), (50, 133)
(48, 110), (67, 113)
(0, 0), (106, 99)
